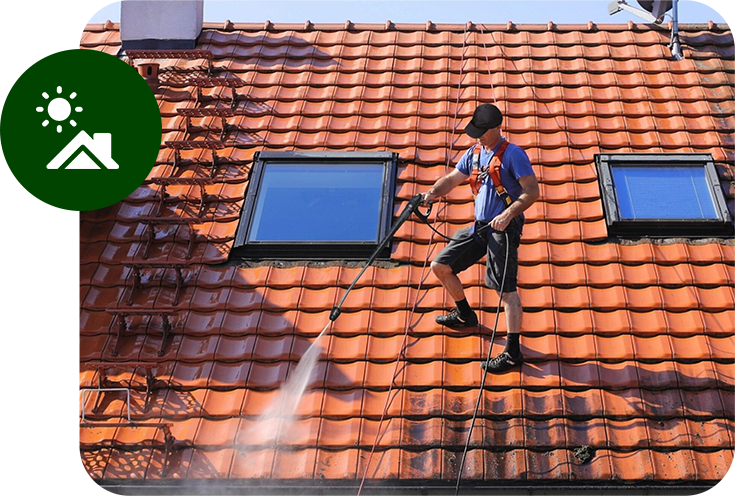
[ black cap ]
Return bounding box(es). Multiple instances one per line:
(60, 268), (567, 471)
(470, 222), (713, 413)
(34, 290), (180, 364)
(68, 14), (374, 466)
(464, 103), (503, 138)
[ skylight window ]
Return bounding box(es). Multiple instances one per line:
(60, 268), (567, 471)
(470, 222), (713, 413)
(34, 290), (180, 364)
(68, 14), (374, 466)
(233, 151), (398, 259)
(596, 154), (733, 237)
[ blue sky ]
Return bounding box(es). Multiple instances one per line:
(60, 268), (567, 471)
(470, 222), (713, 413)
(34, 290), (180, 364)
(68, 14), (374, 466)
(89, 0), (728, 24)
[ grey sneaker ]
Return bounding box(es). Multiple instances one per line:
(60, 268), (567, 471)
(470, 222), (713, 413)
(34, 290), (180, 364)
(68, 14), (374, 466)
(435, 308), (478, 328)
(481, 351), (523, 373)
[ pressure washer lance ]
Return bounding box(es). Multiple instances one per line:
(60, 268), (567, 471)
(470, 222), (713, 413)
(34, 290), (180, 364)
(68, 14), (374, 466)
(329, 194), (432, 323)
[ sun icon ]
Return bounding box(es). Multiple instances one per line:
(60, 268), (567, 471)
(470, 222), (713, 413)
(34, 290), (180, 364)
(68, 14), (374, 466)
(36, 86), (83, 133)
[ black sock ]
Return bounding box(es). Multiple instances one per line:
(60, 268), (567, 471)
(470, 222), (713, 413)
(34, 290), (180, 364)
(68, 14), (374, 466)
(455, 298), (473, 318)
(505, 333), (520, 358)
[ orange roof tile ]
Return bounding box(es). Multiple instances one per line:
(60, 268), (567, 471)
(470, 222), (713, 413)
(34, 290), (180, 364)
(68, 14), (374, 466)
(80, 20), (734, 489)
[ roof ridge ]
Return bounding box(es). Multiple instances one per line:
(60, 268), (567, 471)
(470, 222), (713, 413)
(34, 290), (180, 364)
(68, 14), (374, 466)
(84, 20), (731, 33)
(203, 21), (730, 33)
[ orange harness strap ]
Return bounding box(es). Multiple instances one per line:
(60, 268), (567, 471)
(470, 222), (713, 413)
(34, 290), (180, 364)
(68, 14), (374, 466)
(469, 140), (512, 206)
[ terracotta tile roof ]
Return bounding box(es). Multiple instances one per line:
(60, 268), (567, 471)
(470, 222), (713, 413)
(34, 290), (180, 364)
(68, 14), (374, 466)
(80, 20), (734, 488)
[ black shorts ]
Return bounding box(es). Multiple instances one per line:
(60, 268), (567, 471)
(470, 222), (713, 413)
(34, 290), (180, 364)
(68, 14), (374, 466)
(433, 220), (522, 293)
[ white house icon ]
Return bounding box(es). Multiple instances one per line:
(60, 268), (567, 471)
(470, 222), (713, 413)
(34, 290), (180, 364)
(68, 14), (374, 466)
(46, 130), (120, 169)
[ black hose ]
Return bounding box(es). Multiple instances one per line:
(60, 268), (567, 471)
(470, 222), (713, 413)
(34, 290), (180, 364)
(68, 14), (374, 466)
(423, 216), (493, 243)
(454, 230), (510, 496)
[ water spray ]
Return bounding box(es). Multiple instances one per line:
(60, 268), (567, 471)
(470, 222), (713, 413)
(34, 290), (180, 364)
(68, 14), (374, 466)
(251, 195), (432, 443)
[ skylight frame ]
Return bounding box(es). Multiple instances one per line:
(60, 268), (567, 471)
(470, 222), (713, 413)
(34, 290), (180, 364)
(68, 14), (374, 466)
(232, 151), (399, 260)
(596, 153), (733, 237)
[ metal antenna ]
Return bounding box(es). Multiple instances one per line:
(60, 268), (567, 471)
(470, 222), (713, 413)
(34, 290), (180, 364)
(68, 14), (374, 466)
(608, 0), (659, 23)
(607, 0), (683, 60)
(669, 0), (684, 60)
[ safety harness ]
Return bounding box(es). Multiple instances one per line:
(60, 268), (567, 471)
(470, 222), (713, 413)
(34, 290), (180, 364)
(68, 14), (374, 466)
(469, 139), (512, 206)
(468, 140), (513, 246)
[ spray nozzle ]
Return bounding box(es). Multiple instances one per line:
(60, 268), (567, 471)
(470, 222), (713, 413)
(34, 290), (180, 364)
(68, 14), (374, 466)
(410, 193), (432, 222)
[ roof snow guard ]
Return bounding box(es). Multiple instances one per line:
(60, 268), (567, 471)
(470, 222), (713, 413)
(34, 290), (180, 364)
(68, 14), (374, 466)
(80, 19), (734, 492)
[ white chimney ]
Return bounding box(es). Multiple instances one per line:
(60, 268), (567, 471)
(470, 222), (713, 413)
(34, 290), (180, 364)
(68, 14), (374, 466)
(121, 0), (204, 50)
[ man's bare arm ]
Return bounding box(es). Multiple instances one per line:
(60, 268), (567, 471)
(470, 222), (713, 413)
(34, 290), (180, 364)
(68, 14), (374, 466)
(489, 174), (540, 231)
(422, 168), (469, 204)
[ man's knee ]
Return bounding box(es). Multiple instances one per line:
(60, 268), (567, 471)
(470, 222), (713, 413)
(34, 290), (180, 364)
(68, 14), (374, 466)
(431, 261), (453, 279)
(502, 291), (522, 308)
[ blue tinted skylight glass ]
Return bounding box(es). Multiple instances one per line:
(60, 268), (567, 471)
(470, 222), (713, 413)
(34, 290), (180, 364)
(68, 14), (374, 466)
(611, 166), (718, 220)
(248, 163), (385, 242)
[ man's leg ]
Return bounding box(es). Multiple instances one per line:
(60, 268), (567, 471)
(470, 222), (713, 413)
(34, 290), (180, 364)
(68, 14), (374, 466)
(481, 227), (524, 372)
(431, 262), (466, 302)
(502, 291), (523, 359)
(481, 289), (524, 372)
(431, 261), (477, 327)
(431, 226), (485, 328)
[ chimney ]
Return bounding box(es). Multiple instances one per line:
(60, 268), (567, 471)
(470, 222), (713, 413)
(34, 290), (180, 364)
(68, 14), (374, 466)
(121, 0), (203, 50)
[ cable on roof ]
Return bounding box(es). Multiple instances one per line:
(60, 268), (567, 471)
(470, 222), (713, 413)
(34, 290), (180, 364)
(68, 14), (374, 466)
(356, 24), (470, 496)
(454, 233), (509, 496)
(480, 25), (500, 109)
(484, 25), (570, 147)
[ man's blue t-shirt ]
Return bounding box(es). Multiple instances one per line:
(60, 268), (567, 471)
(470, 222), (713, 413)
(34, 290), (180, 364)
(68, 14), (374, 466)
(456, 141), (535, 223)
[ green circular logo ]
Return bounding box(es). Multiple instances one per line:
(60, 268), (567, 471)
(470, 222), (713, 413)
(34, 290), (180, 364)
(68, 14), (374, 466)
(1, 49), (161, 211)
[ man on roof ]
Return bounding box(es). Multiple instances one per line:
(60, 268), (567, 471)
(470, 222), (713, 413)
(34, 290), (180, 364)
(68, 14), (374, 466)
(421, 103), (540, 373)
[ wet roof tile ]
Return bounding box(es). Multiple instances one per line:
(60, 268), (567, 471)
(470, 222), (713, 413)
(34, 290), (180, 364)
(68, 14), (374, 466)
(609, 450), (654, 481)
